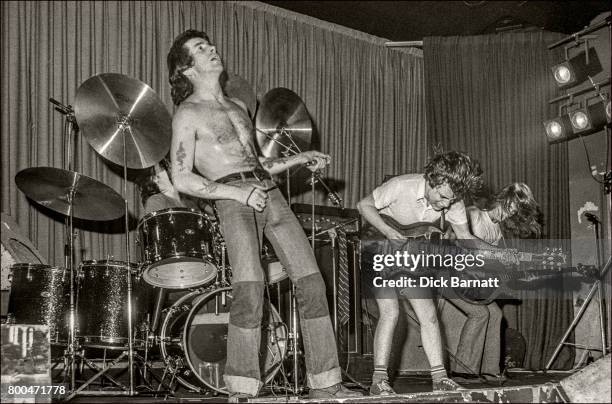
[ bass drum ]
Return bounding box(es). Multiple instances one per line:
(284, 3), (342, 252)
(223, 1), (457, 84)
(160, 287), (287, 394)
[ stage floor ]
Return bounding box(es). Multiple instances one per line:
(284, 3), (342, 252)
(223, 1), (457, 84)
(62, 370), (569, 403)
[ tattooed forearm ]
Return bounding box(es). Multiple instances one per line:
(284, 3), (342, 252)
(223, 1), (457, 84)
(261, 156), (289, 169)
(175, 142), (187, 171)
(198, 179), (219, 195)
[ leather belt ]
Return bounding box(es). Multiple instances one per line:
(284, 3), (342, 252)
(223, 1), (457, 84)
(215, 168), (271, 184)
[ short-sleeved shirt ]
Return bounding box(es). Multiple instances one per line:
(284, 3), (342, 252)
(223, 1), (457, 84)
(466, 206), (503, 246)
(372, 174), (468, 226)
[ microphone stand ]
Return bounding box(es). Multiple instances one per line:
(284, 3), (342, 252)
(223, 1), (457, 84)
(545, 213), (610, 369)
(256, 127), (344, 394)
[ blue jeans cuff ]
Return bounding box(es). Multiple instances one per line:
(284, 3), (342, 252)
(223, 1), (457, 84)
(308, 366), (342, 389)
(223, 375), (263, 396)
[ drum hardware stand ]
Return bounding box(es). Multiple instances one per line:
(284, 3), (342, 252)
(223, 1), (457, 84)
(66, 115), (141, 400)
(545, 221), (610, 371)
(49, 97), (81, 393)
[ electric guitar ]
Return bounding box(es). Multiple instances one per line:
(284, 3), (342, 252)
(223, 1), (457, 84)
(364, 214), (568, 268)
(447, 263), (598, 305)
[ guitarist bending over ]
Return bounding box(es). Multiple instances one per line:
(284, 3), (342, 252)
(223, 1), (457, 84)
(446, 182), (541, 380)
(358, 151), (506, 395)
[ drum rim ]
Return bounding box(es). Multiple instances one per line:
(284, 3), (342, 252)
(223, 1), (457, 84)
(159, 289), (206, 393)
(79, 259), (138, 269)
(141, 271), (216, 290)
(138, 207), (211, 225)
(159, 286), (286, 395)
(9, 263), (61, 270)
(141, 258), (217, 289)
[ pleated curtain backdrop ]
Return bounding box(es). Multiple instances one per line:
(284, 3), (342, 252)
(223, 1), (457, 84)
(1, 1), (427, 266)
(423, 32), (574, 370)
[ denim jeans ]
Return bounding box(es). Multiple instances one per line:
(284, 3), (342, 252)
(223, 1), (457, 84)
(215, 178), (341, 396)
(445, 291), (502, 375)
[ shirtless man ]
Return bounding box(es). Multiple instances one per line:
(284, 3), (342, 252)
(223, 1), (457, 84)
(167, 30), (361, 400)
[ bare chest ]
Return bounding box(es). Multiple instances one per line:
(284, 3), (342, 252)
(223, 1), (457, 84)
(194, 104), (254, 147)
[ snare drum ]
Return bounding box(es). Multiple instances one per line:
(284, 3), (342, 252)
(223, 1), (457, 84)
(137, 208), (218, 289)
(7, 264), (70, 343)
(77, 260), (146, 348)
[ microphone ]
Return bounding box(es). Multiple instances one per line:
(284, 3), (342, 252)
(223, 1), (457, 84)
(307, 171), (343, 207)
(584, 212), (600, 224)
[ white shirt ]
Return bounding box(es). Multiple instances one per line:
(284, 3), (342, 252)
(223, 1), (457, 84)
(372, 174), (468, 226)
(466, 206), (503, 246)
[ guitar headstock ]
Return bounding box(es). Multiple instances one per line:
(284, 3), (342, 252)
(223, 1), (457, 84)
(576, 264), (599, 278)
(536, 247), (567, 269)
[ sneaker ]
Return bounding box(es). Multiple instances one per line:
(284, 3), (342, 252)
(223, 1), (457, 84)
(369, 379), (396, 395)
(432, 377), (466, 392)
(228, 393), (255, 403)
(309, 383), (364, 399)
(482, 373), (508, 382)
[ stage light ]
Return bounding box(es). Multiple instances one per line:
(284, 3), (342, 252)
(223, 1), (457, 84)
(551, 47), (602, 88)
(567, 101), (610, 136)
(552, 63), (574, 86)
(543, 116), (572, 143)
(569, 110), (590, 131)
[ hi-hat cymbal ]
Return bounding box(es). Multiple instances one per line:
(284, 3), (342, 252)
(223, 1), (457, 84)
(223, 72), (257, 118)
(74, 73), (171, 169)
(15, 167), (124, 221)
(255, 88), (312, 158)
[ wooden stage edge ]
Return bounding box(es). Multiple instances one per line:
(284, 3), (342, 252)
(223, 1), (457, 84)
(245, 383), (566, 403)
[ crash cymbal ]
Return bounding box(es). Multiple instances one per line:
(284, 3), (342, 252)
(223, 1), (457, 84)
(15, 167), (124, 221)
(74, 73), (171, 169)
(223, 72), (257, 118)
(255, 88), (312, 158)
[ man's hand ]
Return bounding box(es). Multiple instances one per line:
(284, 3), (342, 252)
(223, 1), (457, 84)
(301, 151), (331, 171)
(242, 184), (269, 212)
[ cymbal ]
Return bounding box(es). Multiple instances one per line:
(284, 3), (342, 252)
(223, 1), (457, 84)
(15, 167), (124, 221)
(255, 88), (312, 158)
(74, 73), (171, 169)
(223, 72), (257, 118)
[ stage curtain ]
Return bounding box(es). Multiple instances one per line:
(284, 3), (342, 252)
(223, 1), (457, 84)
(1, 1), (427, 265)
(423, 32), (574, 369)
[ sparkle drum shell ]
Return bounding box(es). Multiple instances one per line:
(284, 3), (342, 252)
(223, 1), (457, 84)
(77, 260), (146, 348)
(137, 208), (218, 289)
(7, 264), (70, 343)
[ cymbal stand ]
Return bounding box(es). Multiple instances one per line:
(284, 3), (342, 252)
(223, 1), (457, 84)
(66, 117), (138, 400)
(49, 98), (80, 391)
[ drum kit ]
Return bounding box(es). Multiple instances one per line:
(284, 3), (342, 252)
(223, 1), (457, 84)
(8, 72), (345, 398)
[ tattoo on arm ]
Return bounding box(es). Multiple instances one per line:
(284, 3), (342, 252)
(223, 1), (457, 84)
(262, 156), (289, 169)
(198, 179), (218, 195)
(176, 142), (187, 171)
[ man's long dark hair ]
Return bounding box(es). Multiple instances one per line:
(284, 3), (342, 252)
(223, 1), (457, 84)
(424, 151), (483, 200)
(495, 182), (543, 238)
(167, 29), (210, 106)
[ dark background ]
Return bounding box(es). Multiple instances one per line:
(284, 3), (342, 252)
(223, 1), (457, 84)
(265, 1), (610, 40)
